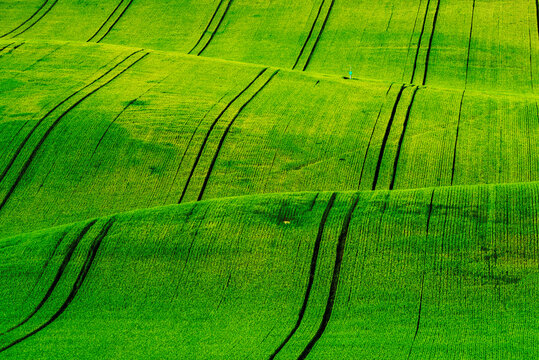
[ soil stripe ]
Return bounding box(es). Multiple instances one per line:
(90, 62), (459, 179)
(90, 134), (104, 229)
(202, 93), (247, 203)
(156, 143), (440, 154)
(422, 0), (440, 85)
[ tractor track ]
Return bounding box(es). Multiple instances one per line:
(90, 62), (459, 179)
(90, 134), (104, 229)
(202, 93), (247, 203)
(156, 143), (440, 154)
(178, 68), (268, 203)
(410, 0), (431, 84)
(268, 192), (337, 360)
(358, 83), (394, 189)
(465, 0), (476, 88)
(0, 51), (149, 213)
(422, 0), (440, 85)
(190, 0), (234, 56)
(389, 86), (419, 190)
(297, 195), (360, 360)
(293, 0), (327, 70)
(87, 0), (134, 43)
(407, 190), (435, 359)
(0, 221), (96, 336)
(302, 0), (335, 71)
(451, 90), (466, 185)
(0, 0), (58, 39)
(197, 70), (279, 201)
(0, 219), (114, 354)
(371, 85), (406, 190)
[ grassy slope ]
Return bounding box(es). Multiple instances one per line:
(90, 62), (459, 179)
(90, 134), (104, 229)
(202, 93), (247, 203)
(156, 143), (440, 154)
(0, 183), (537, 359)
(0, 41), (537, 237)
(0, 0), (536, 92)
(0, 0), (537, 358)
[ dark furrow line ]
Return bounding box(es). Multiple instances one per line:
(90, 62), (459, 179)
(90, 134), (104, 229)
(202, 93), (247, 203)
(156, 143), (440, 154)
(464, 0), (476, 87)
(166, 91), (230, 202)
(96, 0), (134, 43)
(303, 0), (336, 71)
(9, 0), (58, 39)
(371, 85), (406, 190)
(422, 0), (440, 85)
(407, 190), (435, 360)
(410, 0), (431, 84)
(451, 90), (465, 185)
(0, 221), (96, 336)
(0, 42), (15, 52)
(297, 195), (360, 360)
(536, 0), (539, 38)
(389, 86), (419, 190)
(197, 70), (279, 201)
(292, 0), (326, 69)
(0, 50), (143, 186)
(0, 53), (149, 213)
(268, 192), (337, 360)
(402, 0), (424, 81)
(177, 68), (268, 203)
(0, 219), (114, 353)
(197, 0), (234, 56)
(0, 1), (48, 38)
(89, 98), (137, 161)
(87, 0), (126, 42)
(358, 83), (394, 189)
(188, 0), (226, 54)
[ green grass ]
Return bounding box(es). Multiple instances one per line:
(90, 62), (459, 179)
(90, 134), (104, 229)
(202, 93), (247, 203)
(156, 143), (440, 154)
(0, 184), (537, 359)
(0, 0), (537, 358)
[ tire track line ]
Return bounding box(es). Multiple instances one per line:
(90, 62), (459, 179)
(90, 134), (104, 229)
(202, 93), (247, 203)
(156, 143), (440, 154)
(0, 51), (149, 213)
(389, 86), (419, 190)
(451, 90), (465, 185)
(0, 0), (48, 38)
(358, 83), (394, 189)
(197, 70), (279, 201)
(1, 0), (58, 39)
(0, 221), (96, 336)
(422, 0), (440, 85)
(87, 0), (134, 43)
(178, 68), (268, 203)
(465, 0), (476, 88)
(371, 85), (406, 190)
(407, 190), (435, 359)
(297, 194), (360, 360)
(268, 193), (337, 360)
(190, 0), (234, 56)
(0, 50), (143, 186)
(410, 0), (431, 84)
(292, 0), (327, 69)
(300, 0), (336, 71)
(0, 219), (114, 354)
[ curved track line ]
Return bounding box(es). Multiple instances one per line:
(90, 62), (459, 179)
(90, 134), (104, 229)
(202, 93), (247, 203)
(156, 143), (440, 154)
(465, 0), (475, 88)
(302, 0), (335, 71)
(0, 0), (48, 38)
(197, 0), (234, 56)
(407, 190), (435, 359)
(410, 0), (431, 84)
(389, 86), (419, 190)
(372, 85), (406, 190)
(0, 219), (114, 354)
(95, 0), (134, 43)
(297, 195), (360, 360)
(451, 90), (465, 185)
(178, 68), (268, 203)
(0, 50), (143, 186)
(6, 0), (58, 39)
(0, 221), (96, 336)
(293, 0), (326, 69)
(268, 193), (336, 360)
(0, 52), (149, 213)
(197, 70), (279, 201)
(422, 0), (440, 85)
(87, 0), (128, 42)
(188, 0), (226, 54)
(358, 83), (394, 189)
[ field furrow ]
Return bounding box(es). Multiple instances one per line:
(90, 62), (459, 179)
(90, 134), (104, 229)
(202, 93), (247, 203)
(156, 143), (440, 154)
(87, 0), (134, 43)
(0, 0), (57, 40)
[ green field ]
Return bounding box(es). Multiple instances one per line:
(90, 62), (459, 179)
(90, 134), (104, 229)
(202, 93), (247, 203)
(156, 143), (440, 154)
(0, 1), (537, 358)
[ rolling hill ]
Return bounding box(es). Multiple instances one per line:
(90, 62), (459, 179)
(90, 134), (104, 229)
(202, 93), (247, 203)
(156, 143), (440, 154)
(0, 0), (537, 359)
